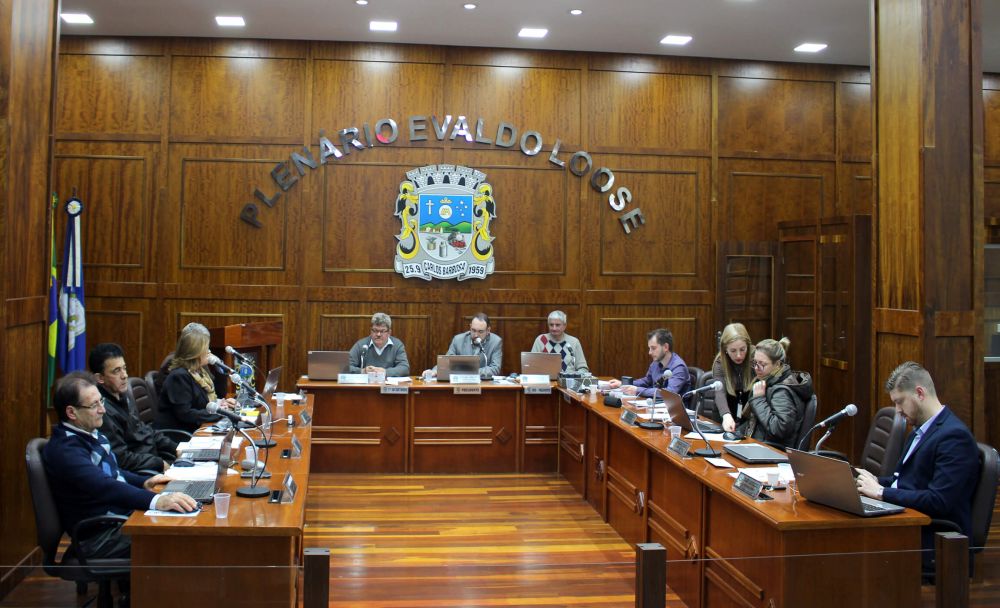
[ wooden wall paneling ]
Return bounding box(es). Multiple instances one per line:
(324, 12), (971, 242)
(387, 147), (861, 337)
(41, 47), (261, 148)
(593, 306), (710, 379)
(312, 304), (433, 376)
(715, 241), (778, 347)
(587, 155), (712, 292)
(169, 38), (307, 59)
(169, 56), (306, 142)
(986, 166), (1000, 220)
(719, 159), (833, 242)
(52, 141), (159, 283)
(55, 53), (165, 138)
(164, 143), (302, 286)
(447, 64), (582, 146)
(718, 77), (836, 159)
(83, 298), (150, 375)
(838, 161), (873, 216)
(777, 222), (818, 378)
(838, 82), (873, 162)
(586, 71), (711, 153)
(311, 59), (444, 146)
(311, 41), (444, 64)
(985, 85), (1000, 166)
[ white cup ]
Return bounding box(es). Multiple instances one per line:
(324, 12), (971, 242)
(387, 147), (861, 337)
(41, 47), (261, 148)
(668, 425), (682, 440)
(214, 493), (231, 518)
(767, 471), (780, 488)
(244, 445), (255, 462)
(422, 370), (435, 382)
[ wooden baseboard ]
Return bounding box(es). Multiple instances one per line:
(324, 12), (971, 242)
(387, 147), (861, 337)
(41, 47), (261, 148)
(0, 547), (42, 600)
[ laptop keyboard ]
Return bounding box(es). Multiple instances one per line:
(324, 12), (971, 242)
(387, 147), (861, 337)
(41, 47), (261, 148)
(165, 479), (216, 501)
(180, 449), (220, 461)
(861, 501), (889, 513)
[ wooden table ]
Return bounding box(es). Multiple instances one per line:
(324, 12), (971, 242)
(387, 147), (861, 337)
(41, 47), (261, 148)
(124, 397), (313, 608)
(298, 377), (559, 473)
(558, 388), (929, 608)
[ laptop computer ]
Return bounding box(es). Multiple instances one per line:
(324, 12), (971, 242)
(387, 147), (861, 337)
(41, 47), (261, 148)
(437, 355), (481, 380)
(165, 428), (235, 503)
(787, 449), (906, 517)
(307, 351), (351, 380)
(660, 389), (723, 434)
(262, 366), (281, 401)
(520, 352), (561, 380)
(724, 443), (789, 464)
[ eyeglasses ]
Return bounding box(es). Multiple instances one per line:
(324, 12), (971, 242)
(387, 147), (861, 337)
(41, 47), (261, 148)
(74, 398), (104, 411)
(751, 360), (769, 370)
(370, 328), (389, 335)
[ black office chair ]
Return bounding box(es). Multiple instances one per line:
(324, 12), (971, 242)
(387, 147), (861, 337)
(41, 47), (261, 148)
(859, 406), (908, 477)
(129, 376), (190, 445)
(25, 438), (130, 608)
(791, 395), (818, 451)
(695, 369), (721, 422)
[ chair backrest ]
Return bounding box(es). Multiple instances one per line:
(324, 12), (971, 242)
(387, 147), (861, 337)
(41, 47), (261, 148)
(694, 369), (720, 420)
(971, 442), (1000, 552)
(794, 395), (818, 450)
(24, 438), (65, 571)
(130, 375), (156, 424)
(860, 406), (908, 477)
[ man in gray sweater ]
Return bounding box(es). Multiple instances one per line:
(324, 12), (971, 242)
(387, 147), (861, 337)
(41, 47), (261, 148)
(348, 312), (411, 377)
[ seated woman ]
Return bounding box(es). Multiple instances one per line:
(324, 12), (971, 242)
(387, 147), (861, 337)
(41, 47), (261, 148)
(711, 323), (754, 433)
(155, 330), (236, 433)
(737, 337), (813, 448)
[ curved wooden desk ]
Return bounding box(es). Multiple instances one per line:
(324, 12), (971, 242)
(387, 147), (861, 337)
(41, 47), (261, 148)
(558, 387), (929, 608)
(123, 397), (313, 608)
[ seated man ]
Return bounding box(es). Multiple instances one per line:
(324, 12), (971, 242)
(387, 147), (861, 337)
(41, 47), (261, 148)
(90, 343), (178, 473)
(856, 361), (979, 571)
(530, 310), (590, 375)
(42, 372), (197, 559)
(424, 312), (503, 379)
(347, 312), (410, 377)
(609, 328), (690, 398)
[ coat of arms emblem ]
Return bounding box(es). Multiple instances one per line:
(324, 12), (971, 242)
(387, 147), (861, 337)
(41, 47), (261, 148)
(393, 164), (496, 281)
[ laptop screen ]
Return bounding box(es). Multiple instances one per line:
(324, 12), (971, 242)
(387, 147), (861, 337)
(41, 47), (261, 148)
(262, 366), (281, 402)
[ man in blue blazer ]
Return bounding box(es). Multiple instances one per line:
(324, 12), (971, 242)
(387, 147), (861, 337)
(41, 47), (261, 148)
(856, 361), (979, 570)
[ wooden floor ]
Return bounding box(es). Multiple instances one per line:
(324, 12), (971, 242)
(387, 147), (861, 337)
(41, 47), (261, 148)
(3, 472), (1000, 607)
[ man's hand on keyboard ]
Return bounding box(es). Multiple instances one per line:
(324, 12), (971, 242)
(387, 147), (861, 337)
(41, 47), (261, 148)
(144, 474), (171, 490)
(157, 492), (199, 513)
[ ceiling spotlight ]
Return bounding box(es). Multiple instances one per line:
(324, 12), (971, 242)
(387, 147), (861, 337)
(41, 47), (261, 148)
(464, 3), (477, 8)
(794, 42), (828, 53)
(356, 0), (368, 5)
(215, 16), (245, 27)
(60, 13), (94, 24)
(370, 20), (398, 32)
(569, 9), (583, 15)
(518, 27), (548, 39)
(660, 34), (692, 46)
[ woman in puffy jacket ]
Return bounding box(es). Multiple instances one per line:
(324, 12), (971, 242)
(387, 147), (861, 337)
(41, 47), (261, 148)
(738, 337), (813, 448)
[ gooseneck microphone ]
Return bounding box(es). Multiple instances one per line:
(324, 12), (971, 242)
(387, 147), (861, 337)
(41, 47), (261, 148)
(798, 403), (857, 451)
(684, 381), (724, 457)
(361, 343), (370, 369)
(206, 400), (244, 424)
(207, 353), (234, 375)
(656, 369), (673, 388)
(683, 380), (724, 397)
(229, 373), (277, 449)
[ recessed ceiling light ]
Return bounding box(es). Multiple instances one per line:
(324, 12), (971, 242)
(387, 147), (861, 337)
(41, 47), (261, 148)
(356, 0), (368, 5)
(60, 13), (94, 24)
(794, 42), (828, 53)
(370, 20), (398, 32)
(660, 35), (692, 46)
(464, 3), (477, 9)
(518, 27), (548, 39)
(569, 9), (583, 15)
(215, 16), (245, 27)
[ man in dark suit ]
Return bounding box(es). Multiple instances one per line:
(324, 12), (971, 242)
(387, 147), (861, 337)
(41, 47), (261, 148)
(856, 361), (979, 570)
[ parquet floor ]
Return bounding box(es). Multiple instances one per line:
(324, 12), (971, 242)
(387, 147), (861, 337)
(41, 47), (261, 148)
(3, 472), (1000, 607)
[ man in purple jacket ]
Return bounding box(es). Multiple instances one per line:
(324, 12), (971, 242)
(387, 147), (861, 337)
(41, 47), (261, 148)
(42, 372), (197, 559)
(609, 328), (691, 398)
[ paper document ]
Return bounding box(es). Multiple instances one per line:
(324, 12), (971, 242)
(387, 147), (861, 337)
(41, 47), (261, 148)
(178, 436), (223, 450)
(385, 376), (413, 384)
(728, 466), (795, 484)
(272, 392), (304, 401)
(685, 432), (740, 442)
(165, 462), (219, 481)
(638, 409), (670, 421)
(705, 457), (734, 469)
(143, 508), (201, 518)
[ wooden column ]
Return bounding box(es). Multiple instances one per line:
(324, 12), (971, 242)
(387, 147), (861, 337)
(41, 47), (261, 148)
(0, 0), (59, 599)
(871, 0), (984, 435)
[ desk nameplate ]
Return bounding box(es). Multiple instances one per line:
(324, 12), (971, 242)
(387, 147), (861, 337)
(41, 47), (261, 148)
(380, 385), (409, 395)
(524, 384), (552, 395)
(450, 374), (481, 384)
(337, 373), (369, 384)
(453, 385), (482, 395)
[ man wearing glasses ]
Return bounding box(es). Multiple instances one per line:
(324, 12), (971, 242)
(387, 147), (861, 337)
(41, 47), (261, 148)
(423, 312), (503, 379)
(42, 372), (198, 560)
(347, 312), (411, 377)
(90, 343), (178, 473)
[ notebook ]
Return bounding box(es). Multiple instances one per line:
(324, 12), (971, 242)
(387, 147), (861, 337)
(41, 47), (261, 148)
(307, 351), (350, 380)
(787, 449), (905, 517)
(164, 429), (234, 503)
(520, 352), (562, 380)
(437, 355), (481, 379)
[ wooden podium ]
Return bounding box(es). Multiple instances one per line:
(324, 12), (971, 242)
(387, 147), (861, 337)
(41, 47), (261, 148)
(208, 321), (283, 389)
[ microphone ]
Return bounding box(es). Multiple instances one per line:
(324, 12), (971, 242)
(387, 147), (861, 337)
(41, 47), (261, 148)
(683, 380), (723, 397)
(361, 343), (370, 369)
(656, 369), (673, 388)
(207, 353), (234, 374)
(817, 403), (858, 428)
(225, 345), (251, 364)
(229, 373), (278, 448)
(206, 400), (245, 424)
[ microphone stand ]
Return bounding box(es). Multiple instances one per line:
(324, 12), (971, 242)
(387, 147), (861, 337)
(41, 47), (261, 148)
(812, 422), (841, 452)
(235, 425), (270, 498)
(230, 374), (277, 448)
(678, 386), (721, 457)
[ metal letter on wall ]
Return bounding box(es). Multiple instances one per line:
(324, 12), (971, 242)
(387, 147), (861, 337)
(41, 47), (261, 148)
(393, 164), (497, 281)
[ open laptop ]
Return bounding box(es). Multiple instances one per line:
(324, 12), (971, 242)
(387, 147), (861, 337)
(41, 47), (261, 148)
(262, 366), (281, 401)
(660, 389), (723, 434)
(787, 449), (905, 517)
(165, 428), (234, 503)
(307, 351), (351, 380)
(437, 355), (481, 380)
(520, 352), (561, 380)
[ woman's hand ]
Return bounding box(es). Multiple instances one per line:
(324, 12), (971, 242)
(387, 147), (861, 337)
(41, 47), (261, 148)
(751, 380), (766, 398)
(722, 413), (736, 433)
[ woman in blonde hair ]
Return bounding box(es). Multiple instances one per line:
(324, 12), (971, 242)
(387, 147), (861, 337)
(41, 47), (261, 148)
(738, 337), (813, 447)
(711, 323), (754, 433)
(155, 330), (236, 432)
